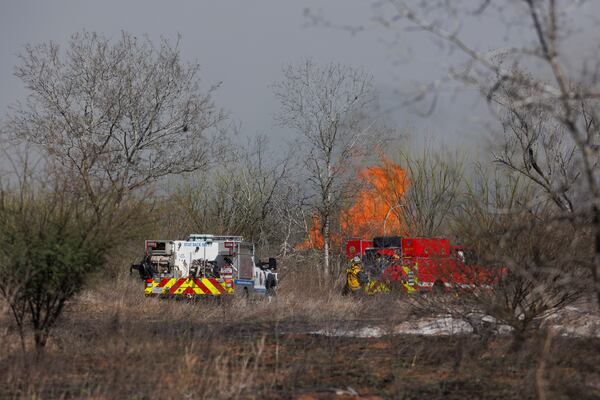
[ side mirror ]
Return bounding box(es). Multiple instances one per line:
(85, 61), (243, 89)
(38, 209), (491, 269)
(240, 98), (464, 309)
(268, 257), (277, 269)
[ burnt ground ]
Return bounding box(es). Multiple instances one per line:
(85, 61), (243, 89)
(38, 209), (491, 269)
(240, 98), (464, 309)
(1, 317), (599, 399)
(1, 284), (600, 399)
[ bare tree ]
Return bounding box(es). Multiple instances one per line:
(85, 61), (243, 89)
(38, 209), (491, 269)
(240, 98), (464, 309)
(273, 59), (382, 276)
(378, 144), (464, 237)
(493, 87), (579, 214)
(408, 168), (586, 350)
(164, 136), (298, 256)
(357, 0), (600, 306)
(5, 31), (227, 218)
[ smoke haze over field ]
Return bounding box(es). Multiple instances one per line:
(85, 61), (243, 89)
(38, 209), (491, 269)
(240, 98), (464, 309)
(1, 1), (599, 152)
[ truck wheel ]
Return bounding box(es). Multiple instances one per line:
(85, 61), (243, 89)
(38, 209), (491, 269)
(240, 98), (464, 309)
(433, 279), (445, 294)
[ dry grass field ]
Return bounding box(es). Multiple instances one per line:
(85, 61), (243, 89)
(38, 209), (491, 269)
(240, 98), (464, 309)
(1, 270), (599, 400)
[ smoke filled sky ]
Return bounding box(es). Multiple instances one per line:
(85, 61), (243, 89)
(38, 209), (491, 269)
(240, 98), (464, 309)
(1, 1), (598, 153)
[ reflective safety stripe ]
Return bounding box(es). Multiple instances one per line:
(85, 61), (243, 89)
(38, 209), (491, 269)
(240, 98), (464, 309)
(170, 279), (186, 294)
(416, 282), (494, 289)
(203, 278), (224, 294)
(365, 280), (391, 295)
(144, 278), (234, 296)
(401, 264), (419, 293)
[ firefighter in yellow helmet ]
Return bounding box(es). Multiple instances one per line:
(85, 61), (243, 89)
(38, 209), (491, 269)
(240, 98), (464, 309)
(343, 256), (368, 295)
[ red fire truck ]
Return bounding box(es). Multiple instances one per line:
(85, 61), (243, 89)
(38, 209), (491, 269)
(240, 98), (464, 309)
(346, 236), (501, 293)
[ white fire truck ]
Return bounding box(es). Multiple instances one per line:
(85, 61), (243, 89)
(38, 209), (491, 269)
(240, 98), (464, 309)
(132, 234), (278, 297)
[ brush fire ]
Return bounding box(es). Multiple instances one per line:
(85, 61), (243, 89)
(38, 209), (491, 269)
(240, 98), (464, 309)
(298, 158), (406, 249)
(296, 159), (503, 295)
(133, 159), (501, 298)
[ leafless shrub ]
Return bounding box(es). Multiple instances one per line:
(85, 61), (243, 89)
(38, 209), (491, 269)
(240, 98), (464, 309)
(409, 168), (588, 348)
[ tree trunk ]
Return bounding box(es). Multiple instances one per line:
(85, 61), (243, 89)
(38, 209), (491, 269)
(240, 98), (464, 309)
(323, 215), (330, 276)
(33, 330), (47, 360)
(593, 204), (600, 309)
(323, 162), (333, 278)
(17, 325), (26, 355)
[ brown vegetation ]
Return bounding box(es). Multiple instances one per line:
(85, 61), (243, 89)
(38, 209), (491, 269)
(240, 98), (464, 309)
(2, 1), (600, 397)
(1, 267), (599, 399)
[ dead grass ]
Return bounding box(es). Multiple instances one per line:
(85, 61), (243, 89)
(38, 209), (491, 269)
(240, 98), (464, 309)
(1, 271), (599, 399)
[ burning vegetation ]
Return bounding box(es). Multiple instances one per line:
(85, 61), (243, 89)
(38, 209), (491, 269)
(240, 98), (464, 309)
(298, 158), (407, 250)
(2, 2), (600, 396)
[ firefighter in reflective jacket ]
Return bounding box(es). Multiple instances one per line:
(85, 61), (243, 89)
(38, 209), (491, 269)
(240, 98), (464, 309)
(343, 256), (368, 295)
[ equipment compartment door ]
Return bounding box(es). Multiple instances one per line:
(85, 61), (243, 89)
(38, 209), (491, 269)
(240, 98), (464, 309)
(238, 242), (254, 280)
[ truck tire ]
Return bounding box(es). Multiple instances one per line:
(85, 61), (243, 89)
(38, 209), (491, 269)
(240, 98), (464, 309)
(433, 279), (445, 294)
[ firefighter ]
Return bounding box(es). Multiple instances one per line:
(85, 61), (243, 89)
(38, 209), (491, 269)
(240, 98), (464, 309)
(343, 256), (368, 295)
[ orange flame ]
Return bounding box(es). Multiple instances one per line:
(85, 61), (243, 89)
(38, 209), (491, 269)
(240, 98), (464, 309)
(298, 158), (407, 249)
(296, 215), (325, 250)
